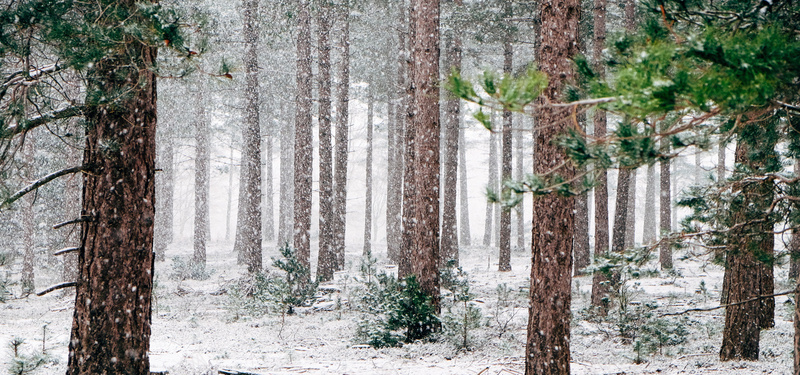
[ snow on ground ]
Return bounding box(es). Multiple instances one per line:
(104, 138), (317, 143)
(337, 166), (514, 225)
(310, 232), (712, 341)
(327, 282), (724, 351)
(0, 239), (794, 374)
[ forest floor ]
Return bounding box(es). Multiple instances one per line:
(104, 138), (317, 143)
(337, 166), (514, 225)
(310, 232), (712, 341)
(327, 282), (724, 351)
(0, 240), (794, 374)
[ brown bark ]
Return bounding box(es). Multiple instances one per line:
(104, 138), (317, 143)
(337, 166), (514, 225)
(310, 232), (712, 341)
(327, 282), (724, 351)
(234, 0), (263, 272)
(612, 168), (632, 255)
(193, 86), (210, 267)
(67, 39), (157, 375)
(590, 0), (610, 307)
(525, 1), (579, 374)
(386, 93), (401, 262)
(317, 3), (335, 282)
(440, 18), (461, 266)
(333, 8), (350, 271)
(410, 0), (441, 314)
(294, 0), (314, 271)
(624, 168), (636, 248)
(400, 0), (415, 279)
(363, 92), (374, 257)
(499, 39), (513, 272)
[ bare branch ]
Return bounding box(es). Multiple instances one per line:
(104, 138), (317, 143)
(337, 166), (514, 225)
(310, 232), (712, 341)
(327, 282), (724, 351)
(660, 287), (798, 317)
(0, 165), (85, 210)
(54, 247), (80, 256)
(2, 105), (86, 138)
(36, 281), (77, 297)
(53, 216), (91, 229)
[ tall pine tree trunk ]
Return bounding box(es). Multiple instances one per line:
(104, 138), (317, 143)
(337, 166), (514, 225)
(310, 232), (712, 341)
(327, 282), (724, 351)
(791, 157), (800, 280)
(498, 39), (512, 272)
(225, 140), (235, 242)
(317, 3), (335, 282)
(515, 115), (525, 251)
(525, 1), (579, 374)
(642, 163), (656, 244)
(68, 37), (157, 375)
(21, 129), (35, 294)
(440, 14), (461, 266)
(659, 142), (673, 269)
(234, 0), (263, 272)
(624, 168), (637, 248)
(279, 104), (295, 245)
(333, 7), (351, 271)
(590, 0), (610, 307)
(483, 113), (498, 247)
(193, 86), (210, 267)
(386, 91), (401, 262)
(363, 91), (374, 257)
(263, 108), (275, 242)
(399, 1), (415, 279)
(409, 0), (441, 314)
(458, 113), (471, 246)
(294, 0), (314, 271)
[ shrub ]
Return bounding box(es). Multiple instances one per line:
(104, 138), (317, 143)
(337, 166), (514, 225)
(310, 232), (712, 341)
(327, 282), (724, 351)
(169, 256), (212, 281)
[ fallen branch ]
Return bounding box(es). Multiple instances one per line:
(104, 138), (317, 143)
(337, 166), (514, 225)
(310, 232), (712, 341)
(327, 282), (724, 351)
(36, 282), (77, 297)
(54, 247), (80, 256)
(660, 287), (797, 317)
(0, 165), (85, 210)
(218, 370), (264, 375)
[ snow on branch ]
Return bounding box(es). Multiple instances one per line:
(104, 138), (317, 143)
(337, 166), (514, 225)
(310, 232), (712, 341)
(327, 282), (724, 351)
(35, 281), (77, 297)
(0, 165), (85, 210)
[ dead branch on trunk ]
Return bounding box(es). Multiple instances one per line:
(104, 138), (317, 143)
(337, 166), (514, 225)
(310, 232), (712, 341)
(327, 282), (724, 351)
(0, 165), (85, 210)
(36, 282), (77, 296)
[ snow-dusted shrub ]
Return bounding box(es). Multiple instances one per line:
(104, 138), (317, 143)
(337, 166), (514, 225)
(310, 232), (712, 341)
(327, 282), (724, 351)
(169, 256), (212, 281)
(440, 261), (483, 350)
(7, 337), (49, 375)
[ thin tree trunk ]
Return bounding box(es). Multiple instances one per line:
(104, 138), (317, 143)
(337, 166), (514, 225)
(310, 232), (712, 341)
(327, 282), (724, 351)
(612, 168), (632, 256)
(279, 103), (295, 245)
(718, 140), (726, 181)
(263, 110), (275, 242)
(155, 124), (174, 261)
(483, 112), (498, 247)
(642, 163), (656, 244)
(791, 158), (800, 280)
(440, 16), (461, 266)
(67, 38), (157, 375)
(363, 92), (374, 257)
(294, 0), (314, 271)
(498, 39), (513, 272)
(317, 3), (335, 282)
(193, 86), (210, 267)
(410, 0), (441, 314)
(515, 115), (525, 252)
(624, 168), (636, 248)
(225, 139), (235, 242)
(21, 130), (35, 294)
(234, 0), (263, 273)
(659, 141), (673, 269)
(399, 0), (415, 279)
(458, 113), (471, 246)
(333, 7), (351, 271)
(525, 1), (579, 373)
(590, 0), (610, 308)
(386, 92), (401, 262)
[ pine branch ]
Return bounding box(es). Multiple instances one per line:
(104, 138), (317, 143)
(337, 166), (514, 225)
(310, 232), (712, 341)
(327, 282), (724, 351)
(53, 216), (91, 229)
(2, 105), (87, 138)
(54, 247), (80, 256)
(660, 287), (798, 317)
(35, 282), (77, 297)
(0, 166), (85, 210)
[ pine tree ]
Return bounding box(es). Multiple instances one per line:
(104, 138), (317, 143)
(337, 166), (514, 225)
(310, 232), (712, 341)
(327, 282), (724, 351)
(294, 0), (314, 272)
(317, 1), (336, 282)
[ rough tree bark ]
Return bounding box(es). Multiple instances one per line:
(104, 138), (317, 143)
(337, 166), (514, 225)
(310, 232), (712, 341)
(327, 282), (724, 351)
(659, 140), (673, 269)
(498, 38), (513, 272)
(440, 6), (462, 265)
(21, 128), (35, 294)
(67, 32), (157, 375)
(234, 0), (263, 272)
(590, 0), (610, 307)
(317, 3), (335, 282)
(193, 86), (210, 267)
(386, 90), (401, 262)
(333, 7), (351, 271)
(400, 0), (415, 278)
(525, 1), (579, 374)
(294, 0), (314, 271)
(278, 103), (294, 245)
(624, 168), (637, 248)
(409, 0), (441, 313)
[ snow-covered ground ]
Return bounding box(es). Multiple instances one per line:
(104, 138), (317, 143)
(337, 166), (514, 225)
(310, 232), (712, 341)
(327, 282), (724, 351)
(0, 238), (794, 374)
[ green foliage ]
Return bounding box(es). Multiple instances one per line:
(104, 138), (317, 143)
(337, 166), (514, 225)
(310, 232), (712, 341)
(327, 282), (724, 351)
(271, 243), (318, 309)
(169, 256), (212, 281)
(7, 337), (49, 375)
(354, 274), (439, 348)
(440, 262), (482, 350)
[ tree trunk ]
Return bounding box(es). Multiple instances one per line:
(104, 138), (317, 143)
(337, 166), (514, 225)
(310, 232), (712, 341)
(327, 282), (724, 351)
(225, 140), (235, 242)
(458, 112), (471, 246)
(386, 92), (401, 262)
(399, 1), (415, 279)
(155, 123), (174, 261)
(659, 143), (673, 269)
(440, 17), (461, 266)
(279, 104), (295, 245)
(515, 116), (525, 252)
(317, 3), (335, 282)
(612, 168), (632, 255)
(263, 110), (275, 242)
(363, 92), (374, 257)
(483, 112), (498, 247)
(624, 168), (636, 249)
(718, 140), (726, 181)
(410, 0), (441, 314)
(794, 275), (800, 375)
(642, 163), (657, 244)
(234, 0), (263, 273)
(62, 127), (82, 284)
(67, 39), (157, 375)
(791, 158), (800, 280)
(294, 0), (314, 271)
(525, 1), (579, 374)
(193, 86), (210, 267)
(333, 8), (351, 272)
(21, 129), (36, 294)
(590, 0), (610, 308)
(498, 39), (513, 272)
